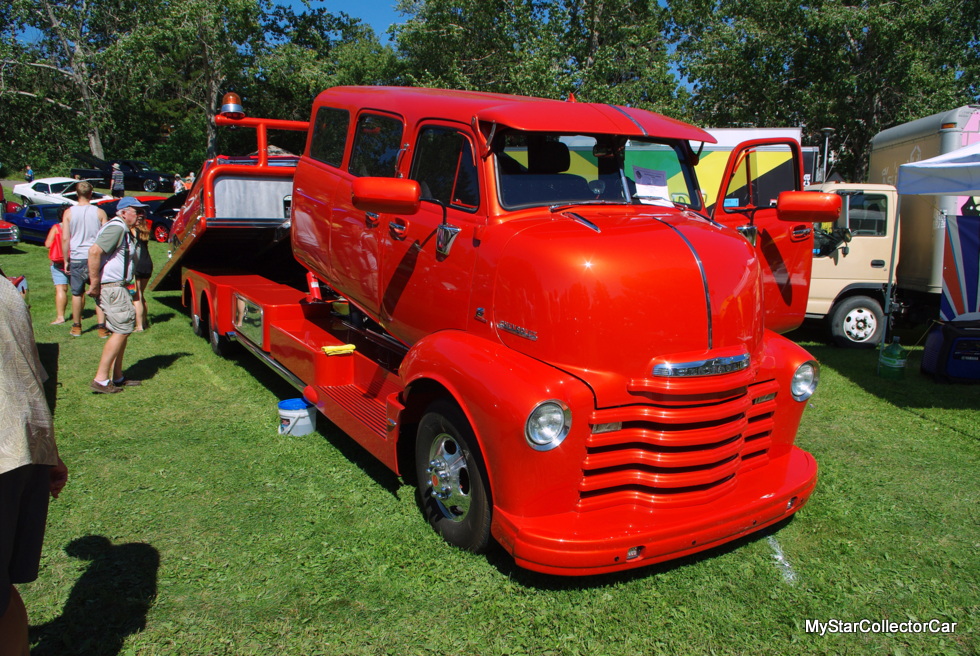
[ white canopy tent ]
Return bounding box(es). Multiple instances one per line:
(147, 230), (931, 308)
(896, 141), (980, 196)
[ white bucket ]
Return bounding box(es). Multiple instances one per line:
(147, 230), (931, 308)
(278, 398), (316, 436)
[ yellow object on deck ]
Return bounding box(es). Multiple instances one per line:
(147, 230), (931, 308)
(321, 344), (356, 356)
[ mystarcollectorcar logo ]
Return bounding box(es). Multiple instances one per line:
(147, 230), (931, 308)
(805, 618), (958, 636)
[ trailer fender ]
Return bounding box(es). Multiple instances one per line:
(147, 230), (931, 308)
(400, 330), (596, 518)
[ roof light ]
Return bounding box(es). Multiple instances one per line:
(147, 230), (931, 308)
(220, 92), (245, 120)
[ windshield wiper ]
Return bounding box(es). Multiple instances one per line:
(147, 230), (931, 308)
(548, 200), (630, 212)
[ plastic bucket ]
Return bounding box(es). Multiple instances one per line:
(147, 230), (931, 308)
(278, 398), (316, 436)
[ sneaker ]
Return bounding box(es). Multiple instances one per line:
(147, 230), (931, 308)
(112, 377), (142, 387)
(90, 380), (123, 394)
(97, 324), (111, 339)
(70, 323), (82, 337)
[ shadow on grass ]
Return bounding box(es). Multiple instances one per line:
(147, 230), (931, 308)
(29, 536), (159, 656)
(487, 516), (796, 591)
(788, 320), (980, 419)
(126, 352), (193, 382)
(36, 342), (60, 414)
(222, 346), (405, 498)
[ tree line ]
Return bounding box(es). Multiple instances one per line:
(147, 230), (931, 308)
(1, 0), (977, 183)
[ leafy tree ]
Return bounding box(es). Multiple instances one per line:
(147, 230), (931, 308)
(668, 0), (980, 181)
(0, 0), (153, 162)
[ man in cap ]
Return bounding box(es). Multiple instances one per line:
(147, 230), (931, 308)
(87, 197), (144, 393)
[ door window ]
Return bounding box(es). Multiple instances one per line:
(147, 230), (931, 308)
(409, 127), (480, 211)
(719, 143), (798, 213)
(349, 114), (403, 177)
(841, 192), (888, 236)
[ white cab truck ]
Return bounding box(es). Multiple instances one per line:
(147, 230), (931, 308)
(806, 105), (980, 347)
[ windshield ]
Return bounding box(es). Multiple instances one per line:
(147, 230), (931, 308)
(494, 131), (702, 211)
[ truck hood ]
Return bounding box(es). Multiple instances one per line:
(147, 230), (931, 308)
(491, 208), (765, 405)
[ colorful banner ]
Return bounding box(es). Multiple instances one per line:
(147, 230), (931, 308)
(941, 213), (980, 321)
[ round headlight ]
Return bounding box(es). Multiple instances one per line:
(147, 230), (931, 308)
(525, 400), (571, 451)
(791, 361), (819, 401)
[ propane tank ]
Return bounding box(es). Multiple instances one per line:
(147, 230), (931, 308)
(877, 336), (908, 379)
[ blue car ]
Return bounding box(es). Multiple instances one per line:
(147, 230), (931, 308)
(3, 203), (67, 244)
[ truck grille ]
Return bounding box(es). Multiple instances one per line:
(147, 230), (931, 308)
(580, 379), (778, 511)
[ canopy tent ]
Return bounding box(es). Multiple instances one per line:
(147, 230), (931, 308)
(888, 143), (980, 324)
(896, 141), (980, 196)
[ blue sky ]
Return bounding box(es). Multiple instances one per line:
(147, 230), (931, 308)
(282, 1), (406, 41)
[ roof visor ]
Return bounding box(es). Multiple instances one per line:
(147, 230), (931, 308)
(473, 101), (716, 143)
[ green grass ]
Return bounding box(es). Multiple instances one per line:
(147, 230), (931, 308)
(2, 232), (978, 655)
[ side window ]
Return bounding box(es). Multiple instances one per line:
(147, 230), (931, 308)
(309, 107), (350, 167)
(349, 114), (403, 178)
(409, 126), (480, 211)
(845, 193), (888, 236)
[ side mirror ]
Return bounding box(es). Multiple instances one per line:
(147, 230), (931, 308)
(775, 191), (841, 223)
(351, 178), (421, 215)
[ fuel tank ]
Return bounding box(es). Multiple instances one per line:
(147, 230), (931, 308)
(489, 207), (766, 407)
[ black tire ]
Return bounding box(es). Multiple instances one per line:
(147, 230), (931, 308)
(191, 296), (211, 339)
(415, 400), (492, 553)
(209, 313), (234, 357)
(143, 179), (157, 192)
(829, 296), (883, 348)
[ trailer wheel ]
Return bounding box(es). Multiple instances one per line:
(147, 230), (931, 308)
(191, 310), (207, 338)
(209, 315), (234, 357)
(143, 179), (157, 192)
(415, 400), (492, 553)
(830, 296), (883, 348)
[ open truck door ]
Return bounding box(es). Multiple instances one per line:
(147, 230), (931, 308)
(711, 138), (837, 333)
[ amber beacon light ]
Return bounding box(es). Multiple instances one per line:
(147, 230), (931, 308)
(220, 92), (245, 119)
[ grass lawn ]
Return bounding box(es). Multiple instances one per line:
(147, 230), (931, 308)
(2, 228), (978, 655)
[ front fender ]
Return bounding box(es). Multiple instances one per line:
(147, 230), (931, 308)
(401, 330), (595, 519)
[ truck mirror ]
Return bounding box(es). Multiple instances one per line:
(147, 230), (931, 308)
(351, 178), (421, 215)
(775, 191), (841, 223)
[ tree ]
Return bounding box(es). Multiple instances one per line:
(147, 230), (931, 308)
(393, 0), (685, 114)
(669, 0), (980, 181)
(1, 0), (152, 160)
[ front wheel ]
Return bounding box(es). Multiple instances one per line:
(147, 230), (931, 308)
(830, 295), (884, 348)
(143, 179), (157, 192)
(415, 400), (492, 553)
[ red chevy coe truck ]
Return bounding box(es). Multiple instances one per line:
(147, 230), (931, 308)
(153, 87), (840, 575)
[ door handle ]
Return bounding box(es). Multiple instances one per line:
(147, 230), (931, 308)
(365, 211), (379, 228)
(871, 260), (885, 268)
(389, 219), (408, 240)
(791, 225), (812, 241)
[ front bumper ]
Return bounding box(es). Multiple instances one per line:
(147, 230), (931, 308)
(492, 447), (817, 576)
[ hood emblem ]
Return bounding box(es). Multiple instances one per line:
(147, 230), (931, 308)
(497, 320), (538, 341)
(653, 353), (750, 378)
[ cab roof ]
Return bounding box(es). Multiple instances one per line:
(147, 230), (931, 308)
(313, 86), (716, 144)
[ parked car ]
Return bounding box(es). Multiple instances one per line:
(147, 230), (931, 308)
(13, 178), (109, 206)
(99, 194), (180, 242)
(70, 154), (173, 192)
(1, 184), (21, 214)
(3, 203), (66, 244)
(0, 219), (20, 248)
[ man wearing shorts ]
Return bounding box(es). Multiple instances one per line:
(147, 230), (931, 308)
(62, 181), (108, 338)
(87, 196), (143, 394)
(0, 274), (68, 656)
